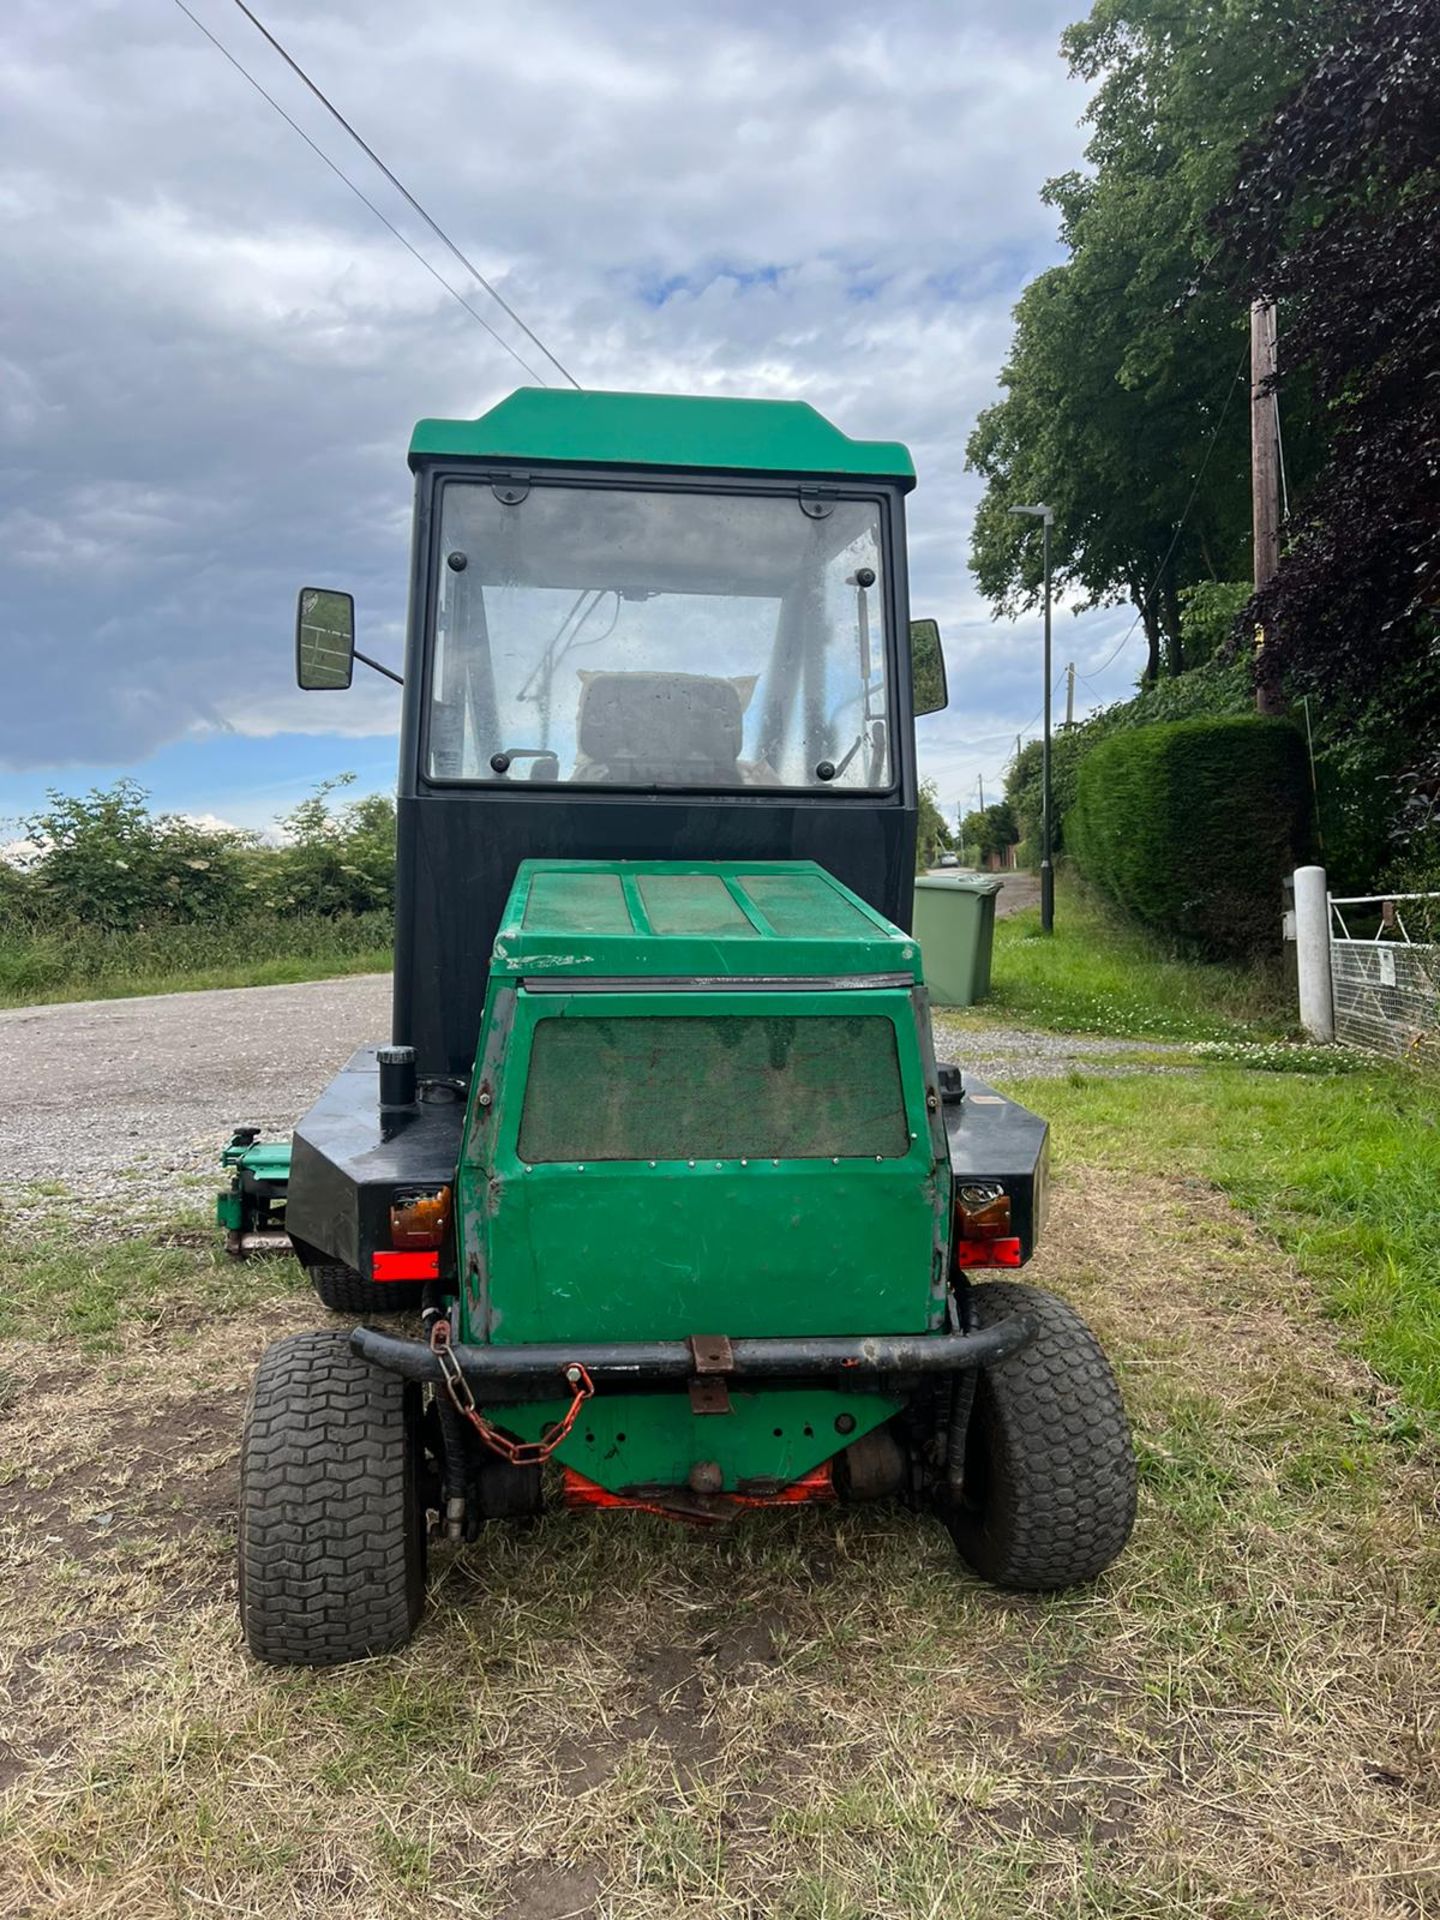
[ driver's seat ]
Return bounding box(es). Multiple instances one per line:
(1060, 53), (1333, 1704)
(573, 671), (748, 786)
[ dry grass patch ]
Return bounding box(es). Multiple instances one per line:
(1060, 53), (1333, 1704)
(1, 1173), (1436, 1918)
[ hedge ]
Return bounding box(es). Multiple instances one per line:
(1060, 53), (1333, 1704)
(1065, 715), (1311, 956)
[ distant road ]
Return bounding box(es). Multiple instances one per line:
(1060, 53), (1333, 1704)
(1, 974), (390, 1230)
(926, 869), (1042, 919)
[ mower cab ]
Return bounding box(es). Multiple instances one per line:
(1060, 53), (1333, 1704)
(232, 389), (1134, 1667)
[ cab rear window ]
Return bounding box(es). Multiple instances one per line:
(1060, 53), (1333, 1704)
(517, 1014), (909, 1163)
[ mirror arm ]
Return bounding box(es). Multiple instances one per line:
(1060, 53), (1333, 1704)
(354, 650), (404, 687)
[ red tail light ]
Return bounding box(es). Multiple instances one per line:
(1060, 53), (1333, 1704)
(953, 1186), (1021, 1269)
(372, 1249), (439, 1282)
(952, 1236), (1023, 1269)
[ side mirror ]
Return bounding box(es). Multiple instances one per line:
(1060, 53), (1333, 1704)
(910, 617), (948, 716)
(296, 587), (355, 690)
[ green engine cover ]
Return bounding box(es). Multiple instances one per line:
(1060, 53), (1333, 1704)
(454, 861), (951, 1490)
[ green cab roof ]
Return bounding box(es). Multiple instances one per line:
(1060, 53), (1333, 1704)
(493, 859), (922, 983)
(410, 388), (915, 489)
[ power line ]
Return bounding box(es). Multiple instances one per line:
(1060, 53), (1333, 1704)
(170, 1), (556, 388)
(950, 667), (1071, 759)
(229, 0), (580, 390)
(1077, 345), (1249, 689)
(1010, 670), (1071, 755)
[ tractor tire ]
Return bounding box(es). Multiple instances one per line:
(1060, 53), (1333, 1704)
(942, 1281), (1136, 1591)
(239, 1330), (426, 1667)
(307, 1259), (423, 1316)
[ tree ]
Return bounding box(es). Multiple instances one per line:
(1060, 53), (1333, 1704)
(916, 778), (954, 871)
(1211, 0), (1440, 712)
(960, 802), (1019, 865)
(968, 0), (1333, 679)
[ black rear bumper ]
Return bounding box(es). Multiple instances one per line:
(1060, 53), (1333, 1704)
(351, 1316), (1033, 1400)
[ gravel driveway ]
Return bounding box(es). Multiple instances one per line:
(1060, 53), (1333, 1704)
(2, 973), (1188, 1232)
(1, 974), (390, 1230)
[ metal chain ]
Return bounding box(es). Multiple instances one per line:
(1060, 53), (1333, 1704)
(429, 1319), (593, 1467)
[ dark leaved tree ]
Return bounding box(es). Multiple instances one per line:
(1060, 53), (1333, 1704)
(1211, 0), (1440, 852)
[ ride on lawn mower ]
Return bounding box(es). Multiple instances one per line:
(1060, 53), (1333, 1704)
(223, 388), (1136, 1667)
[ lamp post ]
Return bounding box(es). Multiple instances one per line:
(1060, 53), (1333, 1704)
(1009, 504), (1055, 933)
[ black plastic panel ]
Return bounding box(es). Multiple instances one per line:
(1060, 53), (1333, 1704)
(943, 1074), (1050, 1261)
(286, 1046), (464, 1274)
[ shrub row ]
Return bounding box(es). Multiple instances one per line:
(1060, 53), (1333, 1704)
(1066, 715), (1312, 956)
(3, 777), (394, 932)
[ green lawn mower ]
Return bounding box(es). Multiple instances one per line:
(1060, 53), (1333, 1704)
(225, 388), (1135, 1666)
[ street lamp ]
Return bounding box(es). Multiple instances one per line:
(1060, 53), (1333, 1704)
(1009, 503), (1055, 934)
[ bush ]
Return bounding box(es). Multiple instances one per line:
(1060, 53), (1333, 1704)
(10, 775), (398, 930)
(262, 777), (396, 916)
(1177, 580), (1252, 668)
(21, 781), (255, 931)
(1066, 716), (1311, 956)
(1006, 657), (1253, 854)
(0, 775), (401, 1006)
(960, 802), (1017, 863)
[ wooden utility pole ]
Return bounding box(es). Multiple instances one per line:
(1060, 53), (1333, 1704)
(1251, 298), (1283, 714)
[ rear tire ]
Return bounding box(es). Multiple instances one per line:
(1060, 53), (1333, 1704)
(306, 1259), (423, 1316)
(239, 1330), (426, 1667)
(942, 1281), (1136, 1590)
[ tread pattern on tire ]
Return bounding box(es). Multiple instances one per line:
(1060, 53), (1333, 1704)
(239, 1330), (424, 1667)
(945, 1280), (1136, 1590)
(307, 1260), (423, 1315)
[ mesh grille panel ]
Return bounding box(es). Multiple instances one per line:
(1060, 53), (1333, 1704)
(518, 1015), (909, 1162)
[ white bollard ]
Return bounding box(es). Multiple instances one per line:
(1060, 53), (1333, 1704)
(1293, 865), (1334, 1043)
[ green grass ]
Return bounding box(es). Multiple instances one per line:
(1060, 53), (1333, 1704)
(3, 1212), (1434, 1916)
(0, 910), (392, 1007)
(983, 879), (1290, 1042)
(0, 1216), (304, 1348)
(1004, 1060), (1440, 1423)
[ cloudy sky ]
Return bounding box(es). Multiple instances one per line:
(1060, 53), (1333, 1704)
(0, 0), (1143, 837)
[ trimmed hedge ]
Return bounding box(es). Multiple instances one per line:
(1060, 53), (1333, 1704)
(1066, 716), (1311, 956)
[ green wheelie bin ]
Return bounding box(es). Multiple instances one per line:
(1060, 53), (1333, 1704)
(912, 874), (1002, 1006)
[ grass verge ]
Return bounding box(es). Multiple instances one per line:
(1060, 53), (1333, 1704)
(0, 911), (392, 1007)
(1, 1165), (1435, 1917)
(1001, 1060), (1440, 1426)
(983, 879), (1290, 1042)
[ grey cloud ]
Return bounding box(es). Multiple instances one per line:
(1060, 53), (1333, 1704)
(0, 0), (1114, 809)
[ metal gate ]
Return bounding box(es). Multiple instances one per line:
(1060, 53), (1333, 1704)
(1328, 893), (1440, 1060)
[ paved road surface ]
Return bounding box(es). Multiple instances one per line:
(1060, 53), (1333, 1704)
(924, 868), (1043, 919)
(990, 871), (1043, 918)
